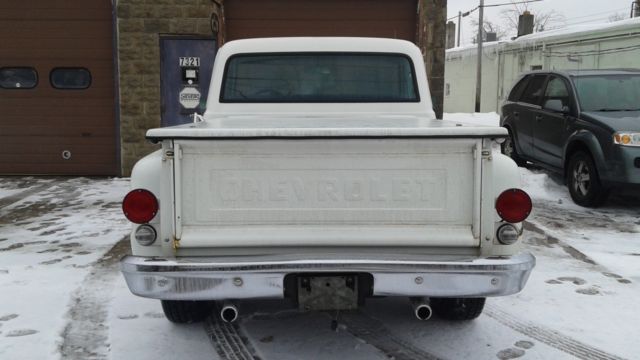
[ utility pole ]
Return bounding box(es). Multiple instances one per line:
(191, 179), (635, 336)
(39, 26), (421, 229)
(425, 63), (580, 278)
(475, 0), (484, 113)
(457, 11), (462, 47)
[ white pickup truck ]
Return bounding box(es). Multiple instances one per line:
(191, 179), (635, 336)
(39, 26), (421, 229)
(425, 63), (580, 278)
(121, 37), (535, 324)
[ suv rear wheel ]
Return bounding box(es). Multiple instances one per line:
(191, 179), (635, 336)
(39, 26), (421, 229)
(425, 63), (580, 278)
(567, 151), (608, 207)
(501, 132), (526, 167)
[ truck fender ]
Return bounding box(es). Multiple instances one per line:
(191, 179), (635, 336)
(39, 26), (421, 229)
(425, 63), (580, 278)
(131, 150), (163, 195)
(492, 153), (521, 222)
(563, 130), (606, 179)
(128, 150), (164, 255)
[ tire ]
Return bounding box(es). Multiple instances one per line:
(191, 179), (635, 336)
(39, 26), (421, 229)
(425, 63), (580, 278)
(501, 132), (526, 167)
(567, 151), (608, 207)
(431, 297), (486, 321)
(161, 300), (212, 323)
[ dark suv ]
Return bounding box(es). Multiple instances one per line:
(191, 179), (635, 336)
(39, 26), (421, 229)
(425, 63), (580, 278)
(500, 69), (640, 207)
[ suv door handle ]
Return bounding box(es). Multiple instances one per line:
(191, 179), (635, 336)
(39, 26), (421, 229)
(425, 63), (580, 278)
(535, 115), (543, 121)
(513, 111), (519, 117)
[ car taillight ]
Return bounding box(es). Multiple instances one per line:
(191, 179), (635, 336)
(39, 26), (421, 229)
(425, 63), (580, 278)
(495, 188), (532, 223)
(122, 189), (158, 224)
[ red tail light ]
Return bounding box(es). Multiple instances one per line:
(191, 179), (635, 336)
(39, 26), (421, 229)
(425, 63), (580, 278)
(122, 189), (158, 224)
(495, 189), (532, 223)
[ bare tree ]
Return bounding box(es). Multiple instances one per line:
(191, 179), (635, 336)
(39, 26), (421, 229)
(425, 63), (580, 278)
(469, 17), (508, 43)
(500, 1), (566, 33)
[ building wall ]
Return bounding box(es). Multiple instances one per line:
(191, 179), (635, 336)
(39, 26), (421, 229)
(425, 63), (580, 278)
(116, 0), (447, 175)
(444, 19), (640, 114)
(417, 0), (447, 119)
(444, 43), (501, 113)
(116, 0), (221, 176)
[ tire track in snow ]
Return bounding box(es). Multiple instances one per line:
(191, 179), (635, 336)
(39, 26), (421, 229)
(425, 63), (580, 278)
(59, 237), (129, 359)
(204, 306), (261, 360)
(485, 304), (627, 360)
(0, 182), (54, 210)
(340, 312), (445, 360)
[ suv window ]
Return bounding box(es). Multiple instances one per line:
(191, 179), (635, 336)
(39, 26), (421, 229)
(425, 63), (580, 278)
(508, 76), (530, 101)
(519, 74), (547, 105)
(542, 76), (571, 109)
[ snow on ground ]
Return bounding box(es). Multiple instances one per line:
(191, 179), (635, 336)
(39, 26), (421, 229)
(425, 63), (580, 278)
(0, 177), (130, 360)
(494, 167), (640, 359)
(1, 131), (639, 359)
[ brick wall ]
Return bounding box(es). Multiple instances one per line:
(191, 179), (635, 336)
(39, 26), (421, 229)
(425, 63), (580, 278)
(116, 0), (221, 175)
(417, 0), (447, 119)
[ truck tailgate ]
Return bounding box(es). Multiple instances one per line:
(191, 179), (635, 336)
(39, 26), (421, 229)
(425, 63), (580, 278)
(172, 138), (482, 248)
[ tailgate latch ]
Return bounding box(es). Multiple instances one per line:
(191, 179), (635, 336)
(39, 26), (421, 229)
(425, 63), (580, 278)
(163, 150), (174, 161)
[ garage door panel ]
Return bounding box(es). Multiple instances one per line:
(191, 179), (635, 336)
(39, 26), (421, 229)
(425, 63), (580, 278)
(0, 0), (111, 11)
(0, 48), (114, 60)
(225, 0), (417, 42)
(0, 87), (115, 99)
(0, 106), (115, 119)
(0, 163), (117, 176)
(0, 136), (115, 151)
(227, 20), (415, 39)
(0, 21), (112, 37)
(0, 8), (111, 21)
(226, 3), (415, 20)
(0, 0), (117, 175)
(0, 125), (115, 137)
(1, 98), (118, 109)
(0, 136), (117, 175)
(1, 34), (114, 50)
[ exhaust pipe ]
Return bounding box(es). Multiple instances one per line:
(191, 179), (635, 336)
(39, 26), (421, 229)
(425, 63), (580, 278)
(220, 301), (238, 323)
(411, 297), (432, 321)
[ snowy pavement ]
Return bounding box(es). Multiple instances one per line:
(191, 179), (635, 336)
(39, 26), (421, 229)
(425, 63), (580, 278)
(1, 159), (639, 359)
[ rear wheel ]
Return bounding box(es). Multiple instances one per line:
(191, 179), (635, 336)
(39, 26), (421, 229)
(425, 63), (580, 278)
(161, 300), (212, 323)
(501, 132), (526, 167)
(431, 297), (486, 320)
(567, 151), (608, 207)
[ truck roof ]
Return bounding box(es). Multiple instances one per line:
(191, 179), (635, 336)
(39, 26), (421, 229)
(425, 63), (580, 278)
(218, 37), (420, 55)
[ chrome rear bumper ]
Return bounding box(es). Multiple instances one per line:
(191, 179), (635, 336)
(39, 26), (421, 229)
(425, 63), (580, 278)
(120, 252), (535, 300)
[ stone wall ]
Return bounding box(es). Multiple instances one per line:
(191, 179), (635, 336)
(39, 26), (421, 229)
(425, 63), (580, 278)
(417, 0), (447, 119)
(116, 0), (221, 175)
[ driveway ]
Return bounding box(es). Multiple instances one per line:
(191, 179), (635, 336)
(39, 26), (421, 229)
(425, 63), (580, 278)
(0, 173), (638, 360)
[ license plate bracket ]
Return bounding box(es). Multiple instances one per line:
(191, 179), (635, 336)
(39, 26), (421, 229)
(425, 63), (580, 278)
(297, 275), (358, 311)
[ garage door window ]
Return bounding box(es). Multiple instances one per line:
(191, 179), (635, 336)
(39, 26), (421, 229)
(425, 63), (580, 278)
(50, 68), (91, 89)
(0, 67), (38, 89)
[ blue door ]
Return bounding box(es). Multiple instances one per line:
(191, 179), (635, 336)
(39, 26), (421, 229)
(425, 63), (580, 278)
(160, 37), (217, 127)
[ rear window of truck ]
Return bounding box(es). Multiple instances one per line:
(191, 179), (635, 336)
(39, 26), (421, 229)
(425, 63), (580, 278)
(221, 53), (419, 103)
